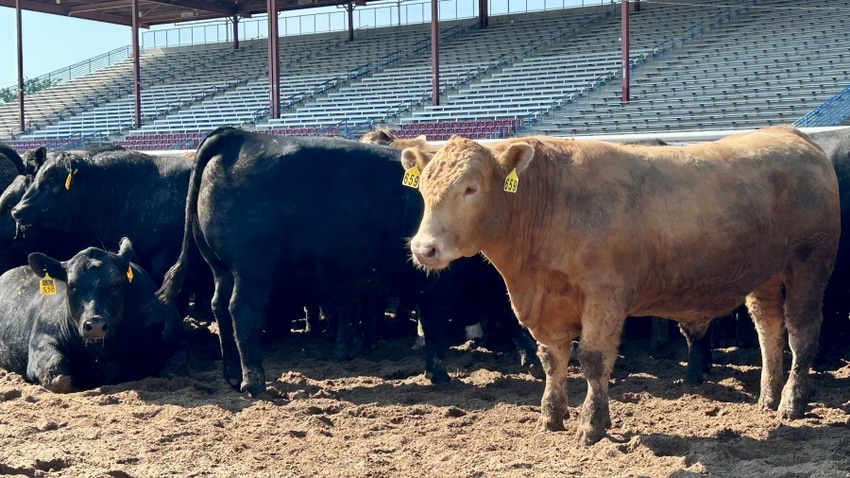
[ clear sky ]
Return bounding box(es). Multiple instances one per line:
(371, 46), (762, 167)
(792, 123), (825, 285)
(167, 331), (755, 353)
(0, 0), (592, 89)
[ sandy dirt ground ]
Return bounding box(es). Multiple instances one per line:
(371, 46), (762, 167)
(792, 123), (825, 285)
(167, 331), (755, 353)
(1, 316), (849, 478)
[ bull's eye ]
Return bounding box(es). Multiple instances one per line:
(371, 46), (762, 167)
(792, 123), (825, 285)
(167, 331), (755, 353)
(464, 186), (478, 196)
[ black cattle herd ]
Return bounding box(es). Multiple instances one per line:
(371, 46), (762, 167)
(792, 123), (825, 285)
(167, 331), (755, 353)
(0, 126), (847, 403)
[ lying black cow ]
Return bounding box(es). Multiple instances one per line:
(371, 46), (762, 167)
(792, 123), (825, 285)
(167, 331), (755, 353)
(158, 127), (538, 397)
(0, 238), (182, 392)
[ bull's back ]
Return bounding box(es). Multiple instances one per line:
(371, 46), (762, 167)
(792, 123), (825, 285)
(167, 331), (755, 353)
(561, 128), (839, 317)
(196, 135), (417, 279)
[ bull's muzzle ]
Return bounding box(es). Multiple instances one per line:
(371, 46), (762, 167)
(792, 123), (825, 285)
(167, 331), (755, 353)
(82, 317), (109, 343)
(410, 238), (447, 270)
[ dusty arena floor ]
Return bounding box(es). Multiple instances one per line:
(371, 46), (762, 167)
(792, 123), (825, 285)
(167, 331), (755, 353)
(1, 318), (849, 478)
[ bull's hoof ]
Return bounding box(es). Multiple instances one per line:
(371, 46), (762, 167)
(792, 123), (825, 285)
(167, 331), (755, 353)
(538, 415), (566, 432)
(240, 379), (266, 398)
(425, 368), (451, 384)
(758, 394), (780, 411)
(575, 424), (606, 445)
(777, 394), (806, 420)
(44, 374), (73, 394)
(684, 371), (705, 385)
(526, 362), (546, 380)
(332, 349), (353, 362)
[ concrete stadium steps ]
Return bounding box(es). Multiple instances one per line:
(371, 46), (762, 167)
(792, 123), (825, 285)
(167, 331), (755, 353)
(541, 0), (850, 136)
(402, 0), (724, 125)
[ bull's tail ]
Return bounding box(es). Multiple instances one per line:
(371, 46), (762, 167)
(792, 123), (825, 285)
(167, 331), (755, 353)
(156, 127), (238, 305)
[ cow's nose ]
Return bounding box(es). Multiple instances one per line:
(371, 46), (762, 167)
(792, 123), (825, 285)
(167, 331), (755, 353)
(83, 318), (109, 340)
(411, 241), (440, 265)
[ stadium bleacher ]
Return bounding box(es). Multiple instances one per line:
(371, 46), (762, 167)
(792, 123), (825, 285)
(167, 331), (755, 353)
(1, 0), (848, 151)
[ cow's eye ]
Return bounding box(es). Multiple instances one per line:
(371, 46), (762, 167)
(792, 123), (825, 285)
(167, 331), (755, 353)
(464, 186), (478, 196)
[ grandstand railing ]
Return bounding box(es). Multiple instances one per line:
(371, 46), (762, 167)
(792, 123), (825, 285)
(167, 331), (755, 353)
(795, 85), (850, 127)
(0, 46), (130, 104)
(140, 1), (606, 49)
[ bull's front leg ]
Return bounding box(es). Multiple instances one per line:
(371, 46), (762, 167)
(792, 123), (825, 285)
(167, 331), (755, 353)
(576, 303), (625, 445)
(28, 337), (73, 393)
(537, 341), (571, 431)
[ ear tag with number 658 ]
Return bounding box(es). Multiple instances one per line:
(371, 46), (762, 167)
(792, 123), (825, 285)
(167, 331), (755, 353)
(65, 169), (78, 190)
(402, 165), (421, 189)
(504, 168), (519, 193)
(126, 266), (133, 283)
(40, 273), (57, 295)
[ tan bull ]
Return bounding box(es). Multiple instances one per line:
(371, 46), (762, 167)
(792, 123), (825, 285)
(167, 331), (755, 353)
(402, 125), (840, 445)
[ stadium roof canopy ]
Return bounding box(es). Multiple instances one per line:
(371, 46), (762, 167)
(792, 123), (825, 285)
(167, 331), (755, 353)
(0, 0), (384, 28)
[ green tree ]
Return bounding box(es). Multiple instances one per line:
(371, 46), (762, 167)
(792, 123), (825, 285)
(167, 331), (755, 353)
(0, 77), (58, 104)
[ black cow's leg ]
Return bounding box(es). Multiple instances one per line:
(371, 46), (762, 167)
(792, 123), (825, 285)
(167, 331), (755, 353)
(649, 316), (670, 354)
(508, 321), (544, 378)
(333, 302), (356, 362)
(416, 299), (451, 384)
(27, 339), (73, 393)
(679, 324), (712, 385)
(229, 270), (273, 397)
(210, 268), (240, 389)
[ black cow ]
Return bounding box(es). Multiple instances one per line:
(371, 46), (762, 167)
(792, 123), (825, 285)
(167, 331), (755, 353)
(158, 127), (539, 397)
(0, 238), (182, 392)
(9, 150), (208, 287)
(0, 142), (25, 191)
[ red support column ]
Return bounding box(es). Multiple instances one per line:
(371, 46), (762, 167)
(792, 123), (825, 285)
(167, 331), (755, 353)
(233, 15), (240, 50)
(347, 2), (354, 42)
(131, 0), (142, 129)
(267, 0), (280, 119)
(478, 0), (488, 29)
(16, 0), (24, 133)
(621, 0), (630, 103)
(431, 0), (440, 106)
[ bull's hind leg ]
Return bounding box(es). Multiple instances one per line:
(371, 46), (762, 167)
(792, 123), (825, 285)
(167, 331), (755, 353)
(229, 270), (274, 397)
(209, 268), (240, 389)
(779, 257), (830, 419)
(745, 276), (786, 411)
(537, 341), (571, 432)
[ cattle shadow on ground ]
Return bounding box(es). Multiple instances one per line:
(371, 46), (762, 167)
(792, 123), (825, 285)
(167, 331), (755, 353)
(637, 423), (850, 477)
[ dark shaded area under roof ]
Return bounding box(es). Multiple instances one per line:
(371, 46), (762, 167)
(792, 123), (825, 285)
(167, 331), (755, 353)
(0, 0), (383, 28)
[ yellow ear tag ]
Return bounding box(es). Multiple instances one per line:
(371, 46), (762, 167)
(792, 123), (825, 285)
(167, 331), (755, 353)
(64, 169), (78, 190)
(40, 273), (57, 295)
(401, 165), (421, 189)
(126, 266), (133, 283)
(504, 168), (519, 193)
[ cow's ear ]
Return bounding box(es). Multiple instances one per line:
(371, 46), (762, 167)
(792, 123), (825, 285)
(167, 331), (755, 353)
(24, 147), (47, 175)
(28, 252), (67, 283)
(401, 147), (433, 171)
(116, 237), (134, 264)
(497, 143), (534, 175)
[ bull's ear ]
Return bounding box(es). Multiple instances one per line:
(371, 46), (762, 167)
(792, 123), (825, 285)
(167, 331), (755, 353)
(24, 147), (47, 175)
(400, 147), (433, 171)
(414, 135), (427, 142)
(116, 237), (134, 264)
(497, 143), (534, 175)
(28, 252), (67, 283)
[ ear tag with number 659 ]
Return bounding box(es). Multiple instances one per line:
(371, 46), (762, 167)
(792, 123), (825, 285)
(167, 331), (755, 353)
(504, 168), (519, 193)
(40, 273), (57, 295)
(126, 266), (133, 283)
(65, 169), (78, 190)
(402, 165), (421, 189)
